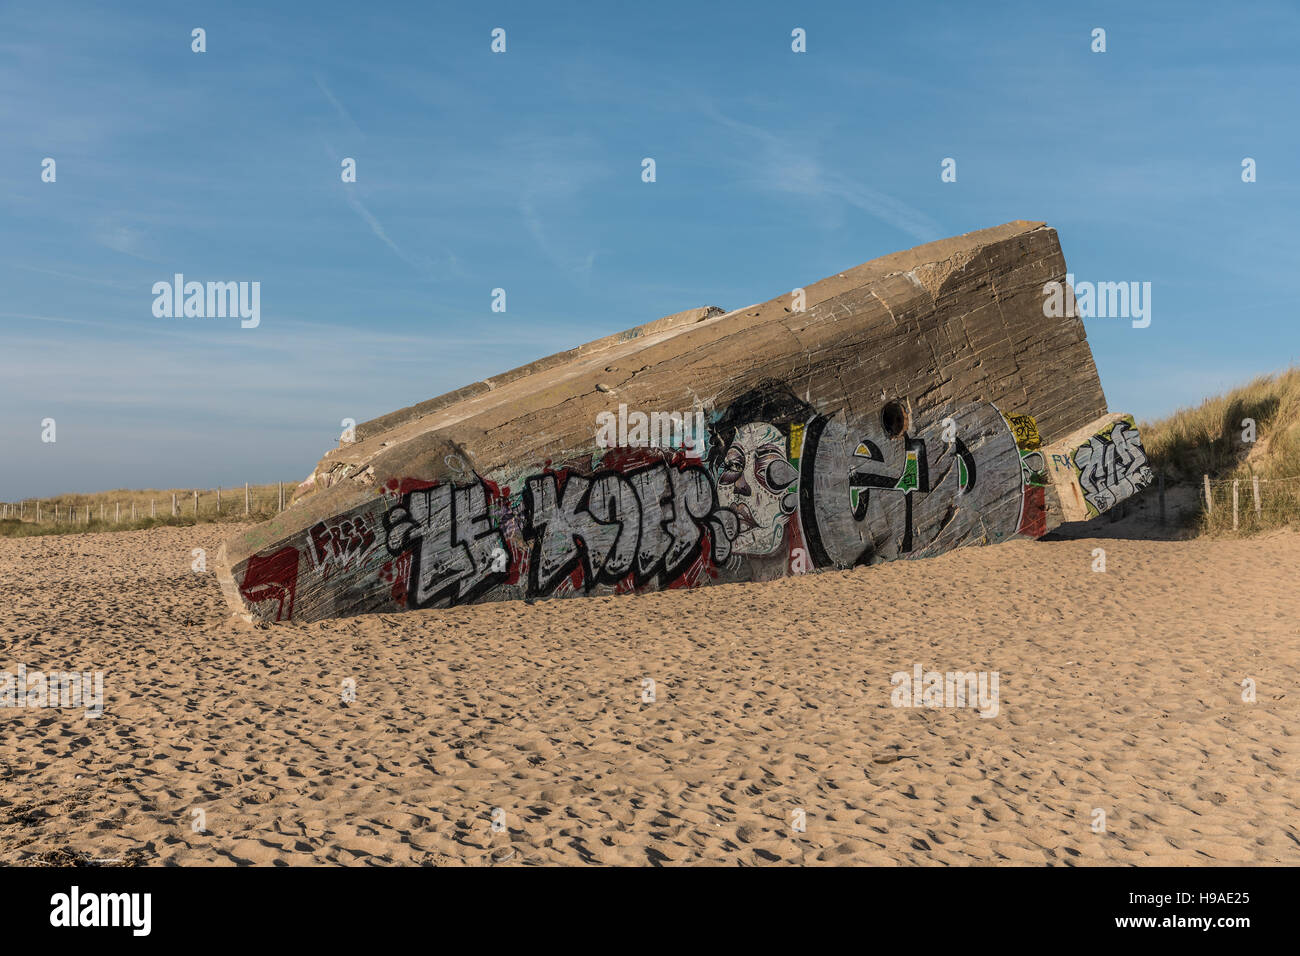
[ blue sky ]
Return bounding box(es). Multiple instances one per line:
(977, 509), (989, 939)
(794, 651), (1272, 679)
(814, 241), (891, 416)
(3, 0), (1298, 499)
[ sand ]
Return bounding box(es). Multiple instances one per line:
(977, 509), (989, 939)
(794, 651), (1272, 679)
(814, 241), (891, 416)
(1, 522), (1296, 866)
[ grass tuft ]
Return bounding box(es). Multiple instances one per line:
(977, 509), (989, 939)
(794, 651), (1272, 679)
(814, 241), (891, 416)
(1139, 366), (1300, 535)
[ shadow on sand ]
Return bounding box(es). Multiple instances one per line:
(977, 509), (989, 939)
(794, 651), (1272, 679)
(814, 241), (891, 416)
(1038, 482), (1202, 542)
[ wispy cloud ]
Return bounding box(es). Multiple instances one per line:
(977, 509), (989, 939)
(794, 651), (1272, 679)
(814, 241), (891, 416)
(510, 131), (608, 281)
(314, 73), (363, 137)
(340, 186), (435, 275)
(93, 223), (159, 262)
(700, 103), (944, 241)
(314, 78), (450, 278)
(11, 264), (135, 290)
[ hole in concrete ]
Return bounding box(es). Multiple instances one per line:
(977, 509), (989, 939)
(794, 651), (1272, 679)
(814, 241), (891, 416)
(881, 400), (908, 438)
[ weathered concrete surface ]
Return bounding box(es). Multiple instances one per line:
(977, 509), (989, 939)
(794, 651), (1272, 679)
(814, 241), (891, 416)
(217, 220), (1147, 623)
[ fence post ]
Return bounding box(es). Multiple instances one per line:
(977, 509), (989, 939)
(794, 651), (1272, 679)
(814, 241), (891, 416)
(217, 487), (221, 514)
(172, 493), (177, 517)
(1252, 475), (1261, 517)
(1232, 479), (1239, 532)
(193, 490), (198, 516)
(1204, 474), (1212, 514)
(115, 502), (120, 523)
(278, 483), (284, 512)
(245, 482), (250, 516)
(152, 499), (156, 518)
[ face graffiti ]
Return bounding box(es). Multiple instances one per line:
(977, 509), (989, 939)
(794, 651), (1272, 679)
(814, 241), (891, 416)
(233, 387), (1115, 622)
(715, 422), (800, 555)
(706, 382), (815, 560)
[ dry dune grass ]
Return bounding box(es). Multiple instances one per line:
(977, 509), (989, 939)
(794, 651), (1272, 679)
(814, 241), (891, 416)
(2, 522), (1296, 866)
(0, 482), (297, 538)
(1140, 365), (1300, 534)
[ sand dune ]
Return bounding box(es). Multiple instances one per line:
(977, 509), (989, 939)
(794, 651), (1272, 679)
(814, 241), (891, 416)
(2, 523), (1296, 865)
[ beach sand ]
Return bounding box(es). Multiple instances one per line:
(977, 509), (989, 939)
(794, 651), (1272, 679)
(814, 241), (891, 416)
(2, 522), (1296, 865)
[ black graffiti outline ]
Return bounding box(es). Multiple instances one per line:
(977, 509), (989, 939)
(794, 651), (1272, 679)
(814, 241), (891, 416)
(1072, 420), (1151, 514)
(383, 480), (509, 609)
(799, 415), (939, 566)
(798, 415), (834, 568)
(954, 436), (977, 494)
(522, 460), (737, 598)
(848, 433), (930, 553)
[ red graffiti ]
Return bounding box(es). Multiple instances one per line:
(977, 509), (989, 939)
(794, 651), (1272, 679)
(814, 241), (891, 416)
(379, 551), (412, 605)
(308, 514), (377, 579)
(385, 476), (441, 500)
(1019, 486), (1047, 538)
(596, 446), (671, 472)
(238, 546), (301, 622)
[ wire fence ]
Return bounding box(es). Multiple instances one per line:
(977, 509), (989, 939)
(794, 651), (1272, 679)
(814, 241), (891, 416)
(0, 482), (294, 527)
(1200, 472), (1300, 533)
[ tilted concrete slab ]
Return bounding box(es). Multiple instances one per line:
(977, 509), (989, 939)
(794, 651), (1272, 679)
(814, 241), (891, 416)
(1042, 413), (1154, 522)
(215, 220), (1152, 623)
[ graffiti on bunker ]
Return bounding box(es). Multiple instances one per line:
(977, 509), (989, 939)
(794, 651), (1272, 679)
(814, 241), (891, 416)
(234, 384), (1050, 620)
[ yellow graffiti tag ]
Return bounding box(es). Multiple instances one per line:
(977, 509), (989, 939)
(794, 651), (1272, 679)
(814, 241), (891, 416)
(1004, 413), (1041, 451)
